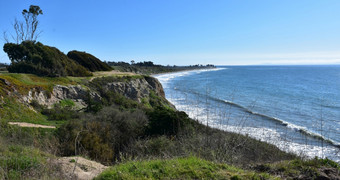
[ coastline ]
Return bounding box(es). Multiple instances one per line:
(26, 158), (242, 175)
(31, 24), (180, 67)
(154, 67), (340, 163)
(150, 67), (218, 76)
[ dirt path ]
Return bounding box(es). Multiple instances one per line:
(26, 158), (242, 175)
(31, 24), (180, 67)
(56, 156), (108, 180)
(8, 122), (56, 129)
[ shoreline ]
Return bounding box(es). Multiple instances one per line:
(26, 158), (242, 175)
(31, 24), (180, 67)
(154, 68), (340, 163)
(150, 67), (217, 76)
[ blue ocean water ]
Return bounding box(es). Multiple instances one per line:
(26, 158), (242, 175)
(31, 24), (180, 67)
(155, 66), (340, 162)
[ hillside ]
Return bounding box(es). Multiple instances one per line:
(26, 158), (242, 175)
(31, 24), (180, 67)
(0, 71), (339, 179)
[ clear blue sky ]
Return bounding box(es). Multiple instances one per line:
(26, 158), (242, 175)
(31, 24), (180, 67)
(1, 0), (340, 65)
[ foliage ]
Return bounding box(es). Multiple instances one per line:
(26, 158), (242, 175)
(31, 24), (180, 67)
(0, 63), (8, 72)
(95, 156), (273, 180)
(41, 101), (79, 121)
(253, 157), (340, 179)
(3, 41), (92, 77)
(4, 5), (43, 44)
(57, 106), (148, 163)
(0, 120), (58, 155)
(0, 145), (46, 179)
(0, 140), (65, 180)
(67, 50), (112, 72)
(0, 72), (78, 99)
(0, 97), (47, 124)
(146, 106), (192, 136)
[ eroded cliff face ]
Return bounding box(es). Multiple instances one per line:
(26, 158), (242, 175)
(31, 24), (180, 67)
(104, 77), (165, 102)
(21, 85), (101, 109)
(17, 76), (166, 109)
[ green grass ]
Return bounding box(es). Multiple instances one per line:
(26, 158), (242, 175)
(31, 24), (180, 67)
(59, 99), (75, 108)
(0, 97), (46, 123)
(0, 73), (76, 95)
(0, 97), (65, 126)
(0, 142), (53, 180)
(95, 156), (275, 180)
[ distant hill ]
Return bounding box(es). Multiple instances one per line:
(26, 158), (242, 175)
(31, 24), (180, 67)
(67, 50), (112, 72)
(107, 61), (216, 75)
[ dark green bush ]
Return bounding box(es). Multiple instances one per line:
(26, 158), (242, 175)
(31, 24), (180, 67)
(146, 106), (192, 136)
(40, 99), (79, 121)
(41, 105), (78, 121)
(3, 41), (92, 77)
(57, 106), (148, 163)
(67, 50), (112, 72)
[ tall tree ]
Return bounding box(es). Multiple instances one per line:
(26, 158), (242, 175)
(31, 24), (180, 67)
(22, 5), (43, 41)
(4, 5), (43, 43)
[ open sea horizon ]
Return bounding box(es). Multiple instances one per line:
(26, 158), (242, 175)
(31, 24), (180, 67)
(154, 65), (340, 162)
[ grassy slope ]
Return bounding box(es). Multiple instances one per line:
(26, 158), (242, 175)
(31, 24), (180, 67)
(95, 156), (274, 180)
(0, 143), (53, 180)
(0, 73), (77, 126)
(0, 71), (137, 125)
(96, 157), (340, 180)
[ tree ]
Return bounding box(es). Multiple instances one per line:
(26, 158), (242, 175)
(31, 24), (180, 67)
(4, 5), (43, 44)
(3, 41), (93, 77)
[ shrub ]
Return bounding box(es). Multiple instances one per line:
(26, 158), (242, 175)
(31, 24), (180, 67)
(3, 41), (92, 77)
(41, 99), (79, 121)
(146, 106), (192, 136)
(67, 50), (112, 72)
(57, 106), (148, 163)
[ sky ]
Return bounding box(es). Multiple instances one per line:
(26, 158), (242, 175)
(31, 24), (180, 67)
(1, 0), (340, 65)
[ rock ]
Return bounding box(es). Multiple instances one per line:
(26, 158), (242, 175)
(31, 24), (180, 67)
(22, 85), (101, 110)
(145, 76), (165, 97)
(19, 76), (168, 110)
(0, 78), (11, 86)
(55, 156), (107, 180)
(317, 167), (340, 180)
(104, 77), (165, 102)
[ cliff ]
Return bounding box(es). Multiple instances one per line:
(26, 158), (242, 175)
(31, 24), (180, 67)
(0, 74), (168, 111)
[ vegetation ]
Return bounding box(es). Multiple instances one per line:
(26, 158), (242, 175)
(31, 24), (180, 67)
(3, 5), (43, 44)
(95, 156), (273, 180)
(67, 50), (112, 72)
(3, 41), (92, 77)
(0, 143), (61, 180)
(0, 72), (77, 96)
(53, 76), (296, 166)
(107, 60), (216, 75)
(251, 157), (340, 179)
(0, 63), (8, 72)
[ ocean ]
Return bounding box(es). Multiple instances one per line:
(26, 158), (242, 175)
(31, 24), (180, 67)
(154, 65), (340, 162)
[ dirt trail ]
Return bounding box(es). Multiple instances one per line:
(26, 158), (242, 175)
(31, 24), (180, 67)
(8, 122), (56, 129)
(56, 156), (108, 180)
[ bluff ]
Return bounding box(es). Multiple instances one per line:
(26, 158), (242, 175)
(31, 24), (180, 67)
(0, 74), (168, 111)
